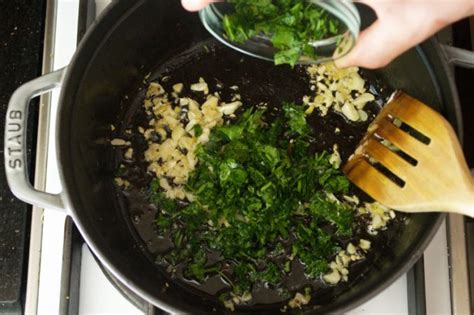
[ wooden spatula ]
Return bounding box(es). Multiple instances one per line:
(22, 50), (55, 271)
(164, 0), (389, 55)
(343, 91), (474, 217)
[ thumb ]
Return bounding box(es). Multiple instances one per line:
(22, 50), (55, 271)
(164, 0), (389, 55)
(335, 19), (418, 69)
(181, 0), (216, 11)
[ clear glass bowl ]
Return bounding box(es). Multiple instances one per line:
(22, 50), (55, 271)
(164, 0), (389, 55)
(199, 0), (361, 64)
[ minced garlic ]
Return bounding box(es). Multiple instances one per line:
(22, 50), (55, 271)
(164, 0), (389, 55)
(142, 80), (240, 200)
(329, 144), (342, 169)
(111, 138), (130, 146)
(360, 202), (395, 234)
(303, 63), (375, 122)
(124, 148), (133, 160)
(190, 77), (209, 95)
(288, 291), (311, 309)
(114, 177), (130, 188)
(172, 83), (184, 94)
(323, 200), (396, 285)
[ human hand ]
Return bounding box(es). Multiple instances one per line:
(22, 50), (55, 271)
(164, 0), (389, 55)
(336, 0), (474, 68)
(181, 0), (215, 11)
(181, 0), (474, 69)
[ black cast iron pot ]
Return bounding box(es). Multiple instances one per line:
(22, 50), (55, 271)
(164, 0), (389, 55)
(4, 0), (474, 313)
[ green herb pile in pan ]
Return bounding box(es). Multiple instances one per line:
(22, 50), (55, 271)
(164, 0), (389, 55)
(222, 0), (340, 66)
(151, 103), (356, 300)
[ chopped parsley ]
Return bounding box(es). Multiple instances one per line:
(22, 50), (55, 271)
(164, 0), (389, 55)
(222, 0), (341, 66)
(151, 103), (355, 301)
(193, 124), (203, 137)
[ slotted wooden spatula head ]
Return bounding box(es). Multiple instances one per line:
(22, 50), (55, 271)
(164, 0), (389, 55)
(343, 91), (474, 217)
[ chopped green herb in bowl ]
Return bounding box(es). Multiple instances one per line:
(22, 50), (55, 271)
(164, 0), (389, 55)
(222, 0), (342, 66)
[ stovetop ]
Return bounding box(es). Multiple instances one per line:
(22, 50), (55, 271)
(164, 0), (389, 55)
(0, 1), (473, 314)
(452, 18), (474, 313)
(0, 1), (46, 312)
(453, 19), (474, 166)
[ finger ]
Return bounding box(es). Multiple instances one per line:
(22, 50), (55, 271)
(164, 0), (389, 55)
(335, 0), (464, 69)
(181, 0), (215, 11)
(335, 19), (426, 69)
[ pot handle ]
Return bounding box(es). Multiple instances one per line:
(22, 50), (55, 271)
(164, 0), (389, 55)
(440, 44), (474, 69)
(4, 68), (66, 212)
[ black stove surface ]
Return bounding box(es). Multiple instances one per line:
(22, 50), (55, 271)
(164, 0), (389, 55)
(452, 18), (474, 313)
(0, 0), (46, 313)
(453, 19), (474, 166)
(1, 1), (472, 314)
